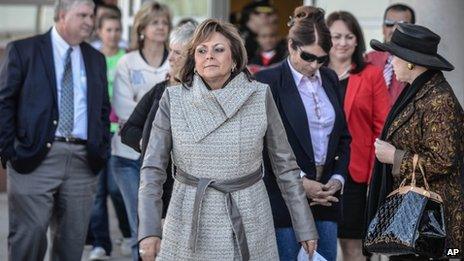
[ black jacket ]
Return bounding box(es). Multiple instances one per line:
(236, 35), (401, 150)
(0, 30), (110, 174)
(239, 26), (258, 61)
(121, 80), (167, 157)
(255, 60), (351, 226)
(248, 40), (288, 67)
(120, 80), (172, 217)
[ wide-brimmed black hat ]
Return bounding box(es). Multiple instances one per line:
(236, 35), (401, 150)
(370, 23), (454, 71)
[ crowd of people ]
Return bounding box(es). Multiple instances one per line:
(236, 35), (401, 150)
(0, 0), (463, 261)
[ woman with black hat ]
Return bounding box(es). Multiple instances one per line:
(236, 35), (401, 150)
(366, 23), (464, 259)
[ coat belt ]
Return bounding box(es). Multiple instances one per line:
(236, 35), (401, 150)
(174, 167), (263, 261)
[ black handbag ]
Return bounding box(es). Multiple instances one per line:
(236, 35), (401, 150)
(364, 154), (446, 258)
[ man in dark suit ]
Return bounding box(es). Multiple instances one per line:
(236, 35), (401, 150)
(0, 0), (110, 260)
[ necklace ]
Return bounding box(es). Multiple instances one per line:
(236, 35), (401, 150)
(337, 65), (352, 80)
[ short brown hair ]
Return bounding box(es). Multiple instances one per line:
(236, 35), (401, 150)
(131, 1), (172, 50)
(288, 6), (332, 53)
(97, 13), (121, 29)
(179, 18), (251, 87)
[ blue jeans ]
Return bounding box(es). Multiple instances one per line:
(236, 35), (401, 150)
(110, 156), (141, 261)
(275, 221), (337, 261)
(87, 155), (131, 255)
(315, 220), (337, 261)
(275, 227), (300, 260)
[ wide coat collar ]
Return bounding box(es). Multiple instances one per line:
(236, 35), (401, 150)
(181, 73), (257, 142)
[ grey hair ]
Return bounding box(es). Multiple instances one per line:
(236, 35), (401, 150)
(169, 22), (197, 46)
(54, 0), (95, 22)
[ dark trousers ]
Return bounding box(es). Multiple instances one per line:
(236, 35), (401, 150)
(87, 155), (131, 255)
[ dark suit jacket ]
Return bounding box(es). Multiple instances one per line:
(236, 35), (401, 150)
(0, 30), (110, 174)
(255, 60), (351, 226)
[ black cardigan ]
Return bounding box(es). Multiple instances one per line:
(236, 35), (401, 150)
(120, 80), (173, 217)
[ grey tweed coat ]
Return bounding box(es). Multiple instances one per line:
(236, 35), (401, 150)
(138, 73), (318, 260)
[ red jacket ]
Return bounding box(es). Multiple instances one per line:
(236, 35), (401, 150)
(365, 50), (405, 105)
(344, 64), (390, 183)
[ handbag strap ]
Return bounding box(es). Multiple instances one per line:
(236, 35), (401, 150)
(399, 154), (430, 190)
(417, 160), (430, 190)
(411, 154), (418, 186)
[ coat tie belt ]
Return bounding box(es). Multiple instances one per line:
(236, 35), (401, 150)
(174, 167), (263, 261)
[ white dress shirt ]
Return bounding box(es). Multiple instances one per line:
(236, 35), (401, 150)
(51, 26), (88, 140)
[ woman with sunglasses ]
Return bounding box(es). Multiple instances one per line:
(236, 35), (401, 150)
(255, 6), (351, 261)
(326, 11), (390, 261)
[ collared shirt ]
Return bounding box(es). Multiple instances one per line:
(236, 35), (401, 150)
(287, 59), (344, 185)
(51, 26), (88, 140)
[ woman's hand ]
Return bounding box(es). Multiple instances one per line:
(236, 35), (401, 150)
(301, 239), (317, 256)
(303, 178), (338, 206)
(302, 178), (324, 199)
(374, 138), (396, 164)
(139, 236), (161, 261)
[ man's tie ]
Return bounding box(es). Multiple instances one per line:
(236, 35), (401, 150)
(58, 47), (74, 137)
(383, 55), (394, 88)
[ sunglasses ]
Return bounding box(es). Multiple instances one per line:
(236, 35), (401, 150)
(298, 48), (328, 64)
(384, 19), (405, 27)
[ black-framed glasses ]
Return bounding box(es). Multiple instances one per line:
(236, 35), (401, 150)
(298, 48), (328, 64)
(384, 19), (405, 27)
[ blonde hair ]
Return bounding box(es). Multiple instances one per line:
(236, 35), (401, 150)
(131, 1), (172, 50)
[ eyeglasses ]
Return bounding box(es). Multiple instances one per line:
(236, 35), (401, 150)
(384, 19), (405, 27)
(298, 48), (328, 64)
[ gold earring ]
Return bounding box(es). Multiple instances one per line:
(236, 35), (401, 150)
(231, 64), (236, 72)
(193, 68), (197, 74)
(407, 63), (415, 70)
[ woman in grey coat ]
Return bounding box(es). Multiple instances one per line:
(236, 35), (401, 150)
(137, 19), (318, 261)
